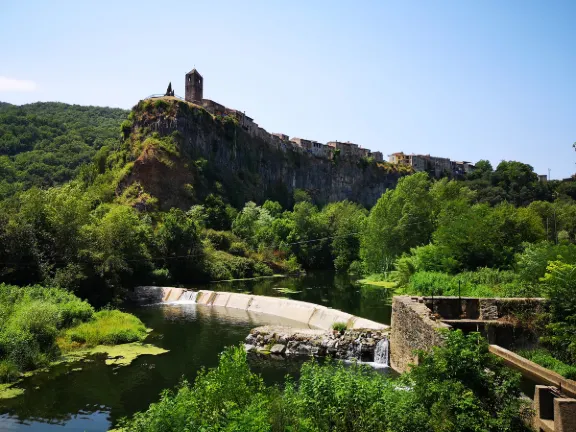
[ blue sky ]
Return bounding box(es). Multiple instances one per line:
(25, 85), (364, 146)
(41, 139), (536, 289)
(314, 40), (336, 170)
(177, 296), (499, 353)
(1, 0), (575, 179)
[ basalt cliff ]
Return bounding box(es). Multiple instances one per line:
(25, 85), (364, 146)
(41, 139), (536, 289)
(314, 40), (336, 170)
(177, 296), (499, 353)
(119, 97), (405, 209)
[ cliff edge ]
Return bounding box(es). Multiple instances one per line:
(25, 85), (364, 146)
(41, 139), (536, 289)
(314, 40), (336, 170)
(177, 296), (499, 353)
(119, 97), (404, 209)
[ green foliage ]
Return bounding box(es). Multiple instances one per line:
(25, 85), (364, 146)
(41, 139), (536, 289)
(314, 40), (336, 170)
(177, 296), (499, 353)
(0, 284), (94, 380)
(331, 322), (347, 332)
(204, 229), (239, 251)
(0, 102), (127, 198)
(539, 261), (576, 364)
(203, 194), (235, 230)
(518, 349), (576, 380)
(362, 173), (435, 273)
(515, 241), (576, 283)
(119, 332), (530, 432)
(464, 159), (554, 206)
(62, 310), (147, 347)
(401, 268), (531, 298)
(407, 330), (530, 432)
(293, 188), (312, 204)
(433, 202), (545, 271)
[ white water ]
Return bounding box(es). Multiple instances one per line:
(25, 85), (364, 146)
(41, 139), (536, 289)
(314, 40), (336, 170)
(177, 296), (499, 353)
(373, 338), (389, 367)
(167, 290), (198, 305)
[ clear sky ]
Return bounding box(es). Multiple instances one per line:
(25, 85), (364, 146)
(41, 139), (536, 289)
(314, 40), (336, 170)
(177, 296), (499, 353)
(1, 0), (575, 178)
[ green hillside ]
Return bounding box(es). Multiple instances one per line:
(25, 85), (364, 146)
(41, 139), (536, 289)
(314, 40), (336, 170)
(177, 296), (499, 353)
(0, 101), (128, 198)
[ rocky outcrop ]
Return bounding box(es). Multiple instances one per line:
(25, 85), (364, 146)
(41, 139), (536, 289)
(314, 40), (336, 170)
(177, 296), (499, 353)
(124, 99), (402, 209)
(245, 325), (389, 363)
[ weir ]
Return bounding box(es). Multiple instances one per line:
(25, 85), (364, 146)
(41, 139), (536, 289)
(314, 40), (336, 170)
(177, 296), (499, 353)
(374, 339), (390, 367)
(134, 286), (388, 332)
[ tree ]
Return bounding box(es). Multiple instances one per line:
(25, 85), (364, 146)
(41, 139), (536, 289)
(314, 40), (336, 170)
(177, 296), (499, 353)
(321, 201), (367, 273)
(156, 208), (203, 283)
(361, 173), (434, 273)
(433, 202), (545, 271)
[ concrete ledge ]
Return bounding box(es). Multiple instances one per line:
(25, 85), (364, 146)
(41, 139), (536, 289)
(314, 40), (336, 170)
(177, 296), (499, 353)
(489, 345), (576, 398)
(134, 286), (388, 331)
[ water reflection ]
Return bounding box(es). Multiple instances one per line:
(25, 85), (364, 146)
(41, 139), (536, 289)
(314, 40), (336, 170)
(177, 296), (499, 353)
(205, 271), (393, 325)
(0, 272), (393, 431)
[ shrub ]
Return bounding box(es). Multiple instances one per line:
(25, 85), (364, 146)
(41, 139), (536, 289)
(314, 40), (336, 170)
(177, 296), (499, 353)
(253, 262), (273, 277)
(0, 360), (19, 383)
(119, 333), (531, 432)
(204, 229), (239, 251)
(332, 322), (347, 332)
(0, 330), (43, 371)
(228, 241), (248, 257)
(347, 260), (367, 276)
(63, 310), (147, 348)
(150, 268), (172, 285)
(518, 349), (576, 380)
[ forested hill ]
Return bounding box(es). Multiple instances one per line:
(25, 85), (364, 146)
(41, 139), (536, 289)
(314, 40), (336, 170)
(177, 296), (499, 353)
(0, 101), (128, 198)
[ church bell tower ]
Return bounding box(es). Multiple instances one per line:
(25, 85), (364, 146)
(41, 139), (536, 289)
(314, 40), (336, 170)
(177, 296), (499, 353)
(185, 69), (203, 103)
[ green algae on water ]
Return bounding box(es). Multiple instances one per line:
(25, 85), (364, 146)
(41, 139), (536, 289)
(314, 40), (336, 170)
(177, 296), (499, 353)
(92, 343), (169, 366)
(61, 343), (169, 367)
(0, 383), (24, 400)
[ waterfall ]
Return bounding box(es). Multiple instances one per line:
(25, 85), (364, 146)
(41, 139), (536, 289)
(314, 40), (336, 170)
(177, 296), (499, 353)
(167, 290), (198, 304)
(373, 338), (389, 367)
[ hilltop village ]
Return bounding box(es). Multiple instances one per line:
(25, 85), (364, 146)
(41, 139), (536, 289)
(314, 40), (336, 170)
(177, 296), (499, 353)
(164, 69), (478, 179)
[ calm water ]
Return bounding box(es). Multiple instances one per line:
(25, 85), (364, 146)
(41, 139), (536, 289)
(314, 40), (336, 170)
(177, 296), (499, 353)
(0, 273), (393, 431)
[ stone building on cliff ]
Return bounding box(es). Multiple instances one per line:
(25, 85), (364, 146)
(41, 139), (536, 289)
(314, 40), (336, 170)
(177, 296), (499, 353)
(182, 68), (384, 163)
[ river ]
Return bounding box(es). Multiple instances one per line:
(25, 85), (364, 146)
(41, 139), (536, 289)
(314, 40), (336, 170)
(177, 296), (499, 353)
(0, 272), (393, 431)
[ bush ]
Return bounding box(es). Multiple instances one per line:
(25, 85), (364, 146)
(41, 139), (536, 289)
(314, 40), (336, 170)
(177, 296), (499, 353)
(63, 310), (147, 347)
(150, 268), (172, 285)
(119, 333), (531, 432)
(253, 262), (273, 277)
(228, 241), (248, 257)
(0, 330), (43, 371)
(0, 284), (99, 378)
(7, 301), (60, 352)
(0, 360), (19, 383)
(332, 322), (347, 332)
(518, 349), (576, 380)
(204, 229), (239, 251)
(403, 269), (529, 298)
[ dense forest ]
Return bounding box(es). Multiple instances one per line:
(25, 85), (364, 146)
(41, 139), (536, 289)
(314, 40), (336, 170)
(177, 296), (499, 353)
(0, 102), (127, 198)
(1, 101), (575, 427)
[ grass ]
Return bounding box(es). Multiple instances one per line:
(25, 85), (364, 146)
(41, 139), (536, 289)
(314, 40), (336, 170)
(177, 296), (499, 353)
(58, 310), (148, 351)
(517, 348), (576, 380)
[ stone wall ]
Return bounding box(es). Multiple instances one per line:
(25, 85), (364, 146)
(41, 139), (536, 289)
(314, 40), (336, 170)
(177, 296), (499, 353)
(389, 296), (450, 373)
(245, 326), (389, 362)
(390, 296), (548, 373)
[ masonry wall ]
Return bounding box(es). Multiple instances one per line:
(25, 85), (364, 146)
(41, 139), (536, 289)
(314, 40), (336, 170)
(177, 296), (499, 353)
(389, 296), (450, 373)
(390, 296), (549, 373)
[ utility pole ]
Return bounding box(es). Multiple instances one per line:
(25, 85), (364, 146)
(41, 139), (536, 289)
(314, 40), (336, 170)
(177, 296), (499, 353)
(548, 168), (551, 181)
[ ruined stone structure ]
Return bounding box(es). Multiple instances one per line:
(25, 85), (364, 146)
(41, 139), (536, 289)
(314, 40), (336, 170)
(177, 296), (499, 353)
(390, 296), (547, 372)
(390, 295), (576, 432)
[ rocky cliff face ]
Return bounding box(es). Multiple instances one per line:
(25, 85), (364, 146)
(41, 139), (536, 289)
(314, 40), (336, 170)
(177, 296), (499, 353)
(123, 98), (401, 209)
